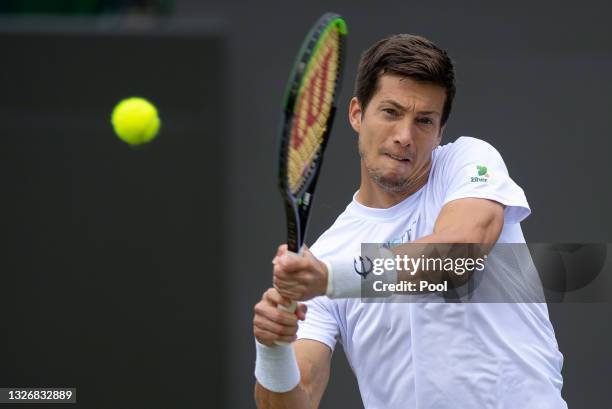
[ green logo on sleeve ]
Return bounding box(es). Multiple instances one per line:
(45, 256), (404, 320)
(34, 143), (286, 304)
(471, 165), (490, 182)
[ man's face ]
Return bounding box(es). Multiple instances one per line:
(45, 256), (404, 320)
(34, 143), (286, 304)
(349, 74), (446, 193)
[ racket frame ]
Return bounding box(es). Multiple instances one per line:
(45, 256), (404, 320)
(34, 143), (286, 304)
(277, 12), (347, 253)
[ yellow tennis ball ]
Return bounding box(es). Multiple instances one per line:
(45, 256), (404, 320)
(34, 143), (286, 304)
(111, 97), (161, 145)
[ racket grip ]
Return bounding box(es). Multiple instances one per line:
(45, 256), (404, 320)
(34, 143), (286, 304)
(273, 245), (303, 346)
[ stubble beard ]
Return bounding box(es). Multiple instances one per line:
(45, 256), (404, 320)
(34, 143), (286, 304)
(360, 147), (432, 194)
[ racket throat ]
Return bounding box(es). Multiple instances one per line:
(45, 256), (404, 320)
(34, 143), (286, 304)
(283, 196), (313, 253)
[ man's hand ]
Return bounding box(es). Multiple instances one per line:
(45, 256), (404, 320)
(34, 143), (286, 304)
(272, 244), (329, 301)
(253, 288), (308, 346)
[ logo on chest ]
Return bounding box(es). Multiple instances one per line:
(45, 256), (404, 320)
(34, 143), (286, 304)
(353, 256), (374, 279)
(353, 219), (419, 279)
(385, 218), (418, 249)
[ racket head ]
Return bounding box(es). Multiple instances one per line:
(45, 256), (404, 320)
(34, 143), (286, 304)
(277, 13), (347, 251)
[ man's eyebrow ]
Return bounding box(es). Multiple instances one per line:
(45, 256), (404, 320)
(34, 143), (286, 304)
(379, 99), (407, 112)
(379, 99), (441, 116)
(418, 110), (441, 117)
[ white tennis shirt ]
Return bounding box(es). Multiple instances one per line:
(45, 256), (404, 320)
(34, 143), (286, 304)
(297, 137), (567, 409)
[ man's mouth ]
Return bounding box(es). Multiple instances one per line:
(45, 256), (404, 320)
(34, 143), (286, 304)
(386, 153), (411, 162)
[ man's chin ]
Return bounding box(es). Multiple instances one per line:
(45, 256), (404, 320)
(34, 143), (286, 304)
(373, 175), (411, 193)
(365, 165), (416, 193)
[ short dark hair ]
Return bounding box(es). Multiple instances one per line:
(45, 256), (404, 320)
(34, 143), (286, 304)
(354, 34), (456, 125)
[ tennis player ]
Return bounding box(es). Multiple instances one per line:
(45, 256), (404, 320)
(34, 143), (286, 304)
(253, 34), (567, 409)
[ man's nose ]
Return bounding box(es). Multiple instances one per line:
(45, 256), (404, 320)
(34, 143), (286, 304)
(393, 122), (414, 146)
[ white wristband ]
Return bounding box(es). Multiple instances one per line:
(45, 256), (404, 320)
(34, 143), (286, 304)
(324, 255), (361, 298)
(254, 339), (300, 393)
(323, 246), (398, 299)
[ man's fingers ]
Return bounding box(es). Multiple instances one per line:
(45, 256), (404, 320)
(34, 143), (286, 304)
(274, 244), (288, 259)
(254, 314), (298, 337)
(254, 286), (302, 346)
(274, 260), (311, 284)
(254, 328), (276, 346)
(263, 287), (291, 306)
(263, 287), (293, 309)
(273, 279), (304, 301)
(272, 244), (289, 265)
(255, 301), (298, 326)
(276, 251), (308, 274)
(254, 328), (297, 346)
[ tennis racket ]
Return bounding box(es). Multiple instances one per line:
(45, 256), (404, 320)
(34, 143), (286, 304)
(275, 12), (347, 340)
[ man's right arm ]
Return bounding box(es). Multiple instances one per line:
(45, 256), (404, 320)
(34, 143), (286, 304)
(253, 288), (332, 409)
(255, 339), (331, 409)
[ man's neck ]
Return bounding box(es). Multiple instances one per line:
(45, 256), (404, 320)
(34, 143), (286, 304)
(356, 161), (431, 209)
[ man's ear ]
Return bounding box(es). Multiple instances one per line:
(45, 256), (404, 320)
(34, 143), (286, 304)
(348, 97), (363, 133)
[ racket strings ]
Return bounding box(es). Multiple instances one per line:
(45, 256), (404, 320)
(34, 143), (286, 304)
(288, 25), (342, 194)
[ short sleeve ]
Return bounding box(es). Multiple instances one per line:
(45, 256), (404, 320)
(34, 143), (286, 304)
(296, 296), (339, 352)
(440, 137), (531, 224)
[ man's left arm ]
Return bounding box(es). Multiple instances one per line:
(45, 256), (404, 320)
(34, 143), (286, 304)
(415, 197), (504, 245)
(382, 197), (504, 289)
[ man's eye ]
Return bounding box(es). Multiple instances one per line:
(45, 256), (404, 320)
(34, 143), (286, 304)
(383, 108), (398, 117)
(417, 117), (434, 125)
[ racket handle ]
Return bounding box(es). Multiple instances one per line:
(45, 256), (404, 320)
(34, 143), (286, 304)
(273, 245), (304, 346)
